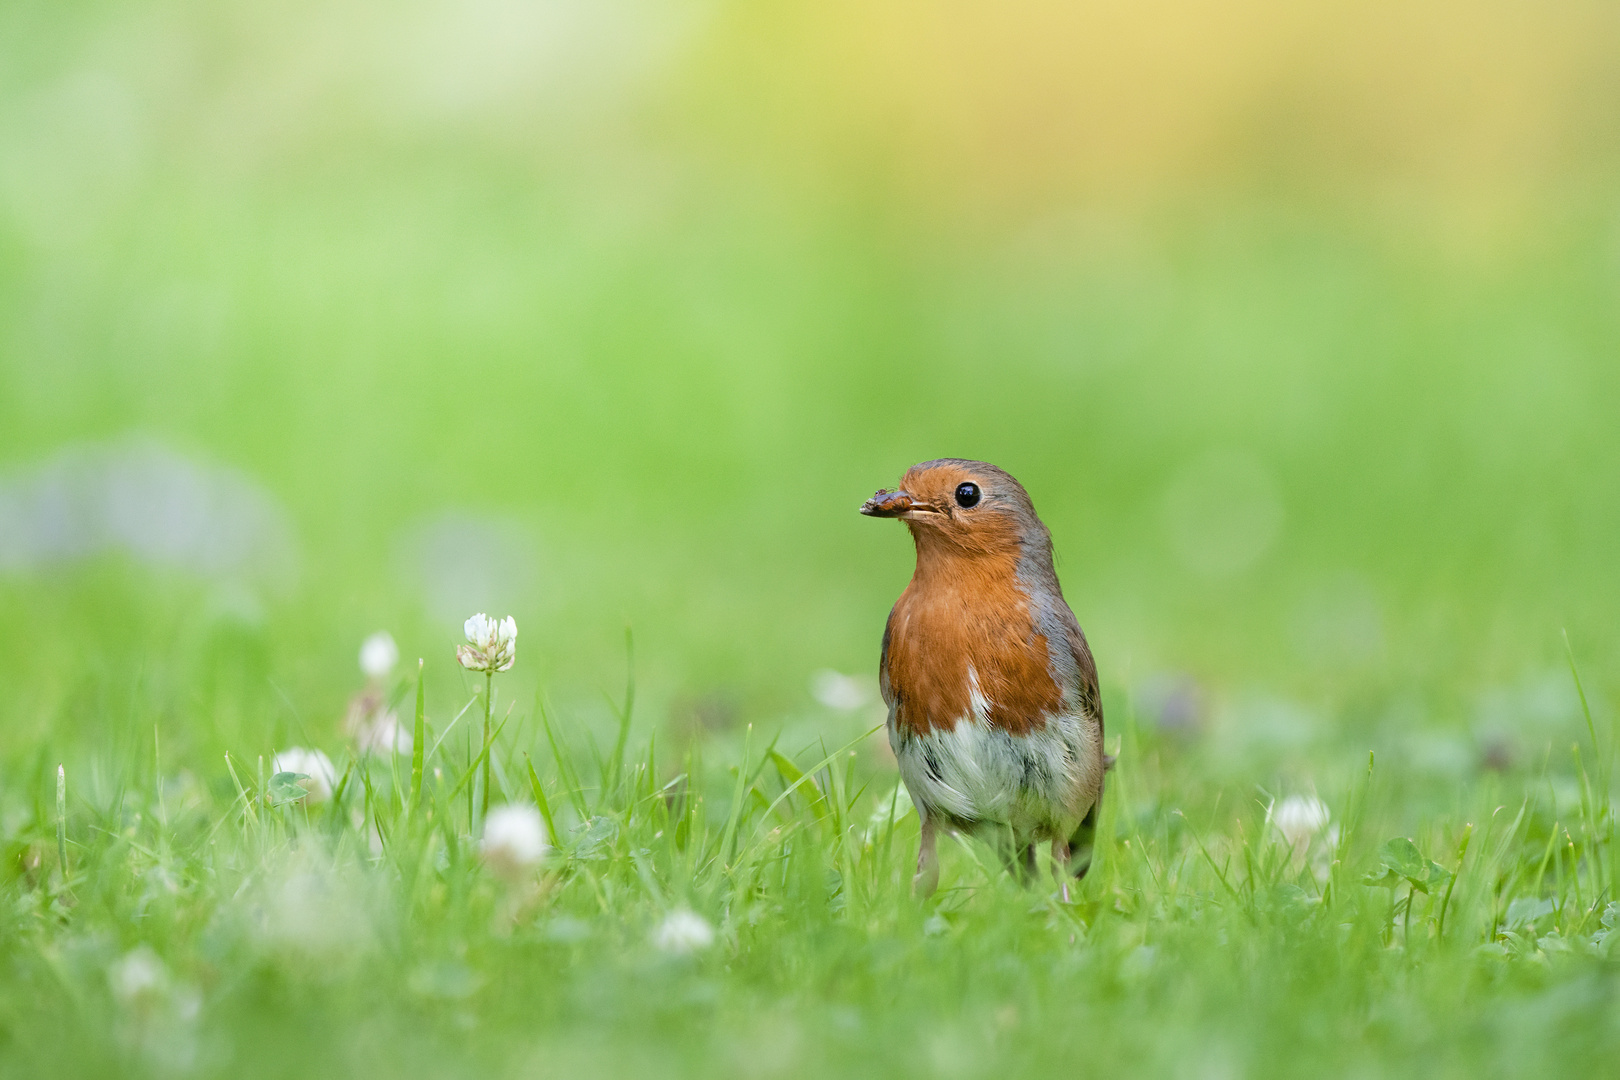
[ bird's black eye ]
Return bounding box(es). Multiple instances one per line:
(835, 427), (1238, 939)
(954, 482), (981, 508)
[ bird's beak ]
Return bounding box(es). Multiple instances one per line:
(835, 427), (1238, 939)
(861, 488), (921, 518)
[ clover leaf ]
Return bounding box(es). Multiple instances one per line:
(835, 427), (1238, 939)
(1361, 837), (1452, 894)
(266, 771), (314, 806)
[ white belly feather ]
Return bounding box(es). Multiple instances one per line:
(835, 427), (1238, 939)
(889, 666), (1101, 836)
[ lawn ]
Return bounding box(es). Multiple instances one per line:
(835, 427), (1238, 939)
(3, 625), (1617, 1078)
(4, 1), (1620, 1076)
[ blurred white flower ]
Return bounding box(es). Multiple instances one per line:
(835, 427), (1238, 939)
(457, 613), (517, 673)
(1272, 794), (1331, 852)
(272, 747), (337, 803)
(810, 669), (871, 710)
(481, 804), (548, 881)
(359, 631), (399, 680)
(253, 850), (377, 964)
(344, 632), (408, 753)
(106, 944), (201, 1068)
(355, 710), (412, 756)
(652, 909), (715, 954)
(108, 946), (168, 1007)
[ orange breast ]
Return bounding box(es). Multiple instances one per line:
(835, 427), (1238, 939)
(885, 548), (1065, 736)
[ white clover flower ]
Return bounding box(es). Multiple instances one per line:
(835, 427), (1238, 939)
(1272, 794), (1332, 852)
(652, 909), (715, 954)
(271, 747), (337, 803)
(355, 710), (412, 756)
(359, 632), (398, 680)
(108, 946), (169, 1007)
(457, 613), (517, 673)
(480, 804), (548, 882)
(809, 669), (871, 710)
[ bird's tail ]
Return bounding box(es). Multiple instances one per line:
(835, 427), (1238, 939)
(1067, 754), (1114, 879)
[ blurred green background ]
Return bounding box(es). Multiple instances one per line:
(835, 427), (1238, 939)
(2, 0), (1619, 769)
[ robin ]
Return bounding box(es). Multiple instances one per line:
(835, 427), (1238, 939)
(861, 458), (1109, 897)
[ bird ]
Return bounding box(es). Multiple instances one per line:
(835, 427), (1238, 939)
(861, 458), (1109, 897)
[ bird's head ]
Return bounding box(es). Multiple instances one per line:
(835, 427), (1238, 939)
(860, 458), (1049, 560)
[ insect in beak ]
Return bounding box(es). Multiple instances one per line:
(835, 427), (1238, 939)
(861, 489), (947, 520)
(860, 489), (918, 517)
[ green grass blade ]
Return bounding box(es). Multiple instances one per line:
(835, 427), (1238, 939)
(449, 709), (513, 801)
(409, 659), (426, 820)
(1436, 823), (1472, 942)
(542, 707), (590, 820)
(716, 724), (755, 869)
(55, 765), (68, 886)
(769, 749), (833, 825)
(524, 752), (558, 848)
(606, 627), (635, 797)
(224, 752), (259, 829)
(1564, 630), (1608, 803)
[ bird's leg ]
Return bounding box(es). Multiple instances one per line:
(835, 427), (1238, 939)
(1051, 838), (1072, 903)
(1067, 803), (1100, 882)
(1019, 842), (1040, 883)
(913, 815), (940, 898)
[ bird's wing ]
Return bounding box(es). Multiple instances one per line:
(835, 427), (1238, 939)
(1059, 609), (1104, 735)
(1058, 610), (1114, 770)
(878, 604), (897, 710)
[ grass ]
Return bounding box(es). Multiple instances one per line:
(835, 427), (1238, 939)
(2, 634), (1618, 1079)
